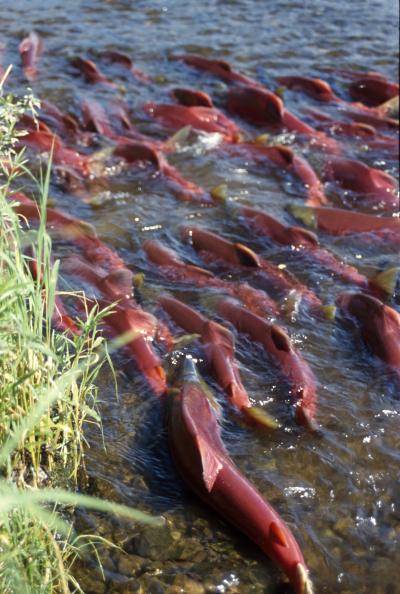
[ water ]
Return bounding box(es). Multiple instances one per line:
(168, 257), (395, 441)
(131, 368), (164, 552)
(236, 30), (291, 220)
(1, 1), (399, 592)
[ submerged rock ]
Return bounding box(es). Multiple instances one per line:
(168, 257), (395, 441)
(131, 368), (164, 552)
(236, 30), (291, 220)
(170, 575), (205, 594)
(132, 519), (182, 561)
(117, 553), (149, 576)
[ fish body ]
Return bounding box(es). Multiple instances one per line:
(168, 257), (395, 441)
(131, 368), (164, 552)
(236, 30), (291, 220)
(71, 56), (116, 88)
(19, 128), (89, 176)
(99, 49), (149, 82)
(304, 106), (399, 133)
(336, 292), (400, 379)
(82, 98), (162, 146)
(277, 74), (399, 124)
(181, 226), (322, 311)
(144, 240), (279, 318)
(52, 298), (80, 334)
(144, 102), (241, 142)
(226, 143), (328, 206)
(238, 207), (387, 293)
(278, 75), (337, 102)
(227, 85), (339, 153)
(29, 257), (79, 335)
(168, 358), (313, 594)
(10, 193), (127, 272)
(324, 158), (398, 211)
(217, 299), (317, 429)
(62, 255), (134, 303)
(172, 54), (258, 86)
(348, 77), (399, 107)
(82, 99), (116, 138)
(19, 32), (43, 80)
(106, 305), (167, 395)
(160, 296), (253, 417)
(114, 140), (212, 204)
(61, 255), (167, 394)
(339, 107), (399, 131)
(288, 203), (400, 241)
(315, 119), (399, 155)
(39, 101), (82, 141)
(143, 239), (215, 284)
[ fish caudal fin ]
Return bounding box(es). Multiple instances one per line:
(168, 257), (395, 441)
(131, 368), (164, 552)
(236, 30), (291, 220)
(172, 333), (201, 349)
(295, 563), (314, 594)
(244, 406), (280, 430)
(370, 266), (399, 296)
(321, 304), (337, 320)
(288, 204), (317, 229)
(164, 125), (192, 151)
(210, 183), (228, 203)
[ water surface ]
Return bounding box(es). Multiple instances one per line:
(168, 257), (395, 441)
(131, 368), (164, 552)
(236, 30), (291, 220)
(1, 1), (399, 592)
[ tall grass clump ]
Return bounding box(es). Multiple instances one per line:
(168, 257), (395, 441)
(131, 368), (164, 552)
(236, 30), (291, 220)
(0, 69), (158, 594)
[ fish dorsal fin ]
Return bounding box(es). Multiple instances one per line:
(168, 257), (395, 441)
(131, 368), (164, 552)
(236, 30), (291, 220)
(269, 521), (289, 548)
(234, 243), (261, 267)
(216, 60), (232, 72)
(270, 325), (291, 352)
(275, 145), (294, 166)
(195, 434), (223, 493)
(187, 264), (215, 278)
(290, 226), (319, 247)
(104, 268), (134, 296)
(203, 320), (234, 352)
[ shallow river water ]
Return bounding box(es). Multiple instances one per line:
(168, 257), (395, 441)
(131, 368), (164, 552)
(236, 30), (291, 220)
(1, 1), (399, 593)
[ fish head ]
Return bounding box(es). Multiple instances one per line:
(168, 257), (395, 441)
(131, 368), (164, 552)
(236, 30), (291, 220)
(309, 77), (335, 102)
(172, 87), (214, 108)
(336, 291), (382, 323)
(228, 86), (284, 125)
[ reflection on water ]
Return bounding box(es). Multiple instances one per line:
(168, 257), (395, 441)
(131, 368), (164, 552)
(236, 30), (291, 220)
(1, 1), (399, 592)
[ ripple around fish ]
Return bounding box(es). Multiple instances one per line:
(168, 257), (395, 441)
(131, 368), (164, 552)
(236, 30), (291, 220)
(2, 1), (399, 592)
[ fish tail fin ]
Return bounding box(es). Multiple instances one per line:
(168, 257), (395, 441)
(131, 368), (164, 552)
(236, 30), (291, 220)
(244, 406), (280, 430)
(296, 407), (321, 435)
(163, 125), (192, 151)
(253, 133), (270, 145)
(172, 333), (201, 349)
(210, 183), (228, 204)
(370, 266), (399, 296)
(295, 563), (314, 594)
(145, 365), (167, 396)
(287, 204), (317, 229)
(321, 304), (337, 320)
(133, 272), (145, 289)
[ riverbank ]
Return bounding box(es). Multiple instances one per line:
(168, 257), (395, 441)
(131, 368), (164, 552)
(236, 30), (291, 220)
(0, 77), (156, 594)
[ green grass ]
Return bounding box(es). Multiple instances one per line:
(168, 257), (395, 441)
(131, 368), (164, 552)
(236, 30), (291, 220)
(0, 70), (159, 593)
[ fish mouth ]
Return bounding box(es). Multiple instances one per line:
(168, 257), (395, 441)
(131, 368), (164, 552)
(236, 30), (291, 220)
(178, 355), (200, 384)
